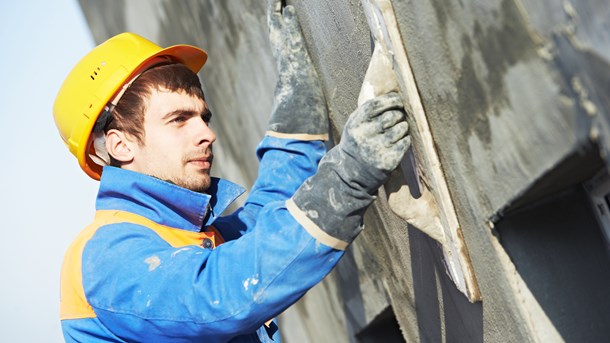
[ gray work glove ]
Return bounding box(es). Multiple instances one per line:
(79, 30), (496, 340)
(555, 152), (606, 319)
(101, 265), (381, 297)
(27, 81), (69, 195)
(292, 92), (410, 243)
(267, 0), (328, 139)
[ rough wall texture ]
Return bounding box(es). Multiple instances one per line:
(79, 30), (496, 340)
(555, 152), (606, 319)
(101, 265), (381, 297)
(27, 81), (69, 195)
(78, 0), (610, 341)
(390, 0), (610, 341)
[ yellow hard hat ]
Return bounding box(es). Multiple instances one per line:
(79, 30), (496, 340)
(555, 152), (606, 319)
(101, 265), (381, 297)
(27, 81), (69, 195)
(53, 32), (207, 180)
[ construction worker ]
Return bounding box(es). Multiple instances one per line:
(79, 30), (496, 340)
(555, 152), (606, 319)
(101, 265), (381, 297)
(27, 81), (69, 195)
(54, 1), (410, 342)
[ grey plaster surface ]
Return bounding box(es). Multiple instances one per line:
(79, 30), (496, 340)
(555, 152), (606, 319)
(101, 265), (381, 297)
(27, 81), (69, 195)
(392, 0), (610, 341)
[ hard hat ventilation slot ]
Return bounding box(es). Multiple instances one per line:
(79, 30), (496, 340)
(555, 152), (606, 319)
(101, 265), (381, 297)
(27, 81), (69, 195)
(90, 66), (103, 81)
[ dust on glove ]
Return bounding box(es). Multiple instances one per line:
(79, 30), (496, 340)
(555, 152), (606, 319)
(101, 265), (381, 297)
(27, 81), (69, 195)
(288, 92), (410, 248)
(266, 0), (328, 140)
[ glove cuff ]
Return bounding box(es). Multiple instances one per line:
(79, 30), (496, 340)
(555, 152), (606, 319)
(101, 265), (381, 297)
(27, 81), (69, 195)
(266, 131), (328, 141)
(286, 198), (350, 250)
(266, 89), (329, 140)
(289, 147), (379, 246)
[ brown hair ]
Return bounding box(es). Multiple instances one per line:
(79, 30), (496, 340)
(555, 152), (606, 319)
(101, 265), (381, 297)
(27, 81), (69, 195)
(104, 63), (205, 166)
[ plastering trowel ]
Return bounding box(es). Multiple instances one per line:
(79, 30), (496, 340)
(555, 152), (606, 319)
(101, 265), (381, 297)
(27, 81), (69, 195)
(359, 0), (481, 302)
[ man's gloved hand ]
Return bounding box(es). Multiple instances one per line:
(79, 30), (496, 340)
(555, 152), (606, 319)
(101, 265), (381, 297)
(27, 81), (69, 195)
(289, 92), (410, 246)
(266, 0), (328, 140)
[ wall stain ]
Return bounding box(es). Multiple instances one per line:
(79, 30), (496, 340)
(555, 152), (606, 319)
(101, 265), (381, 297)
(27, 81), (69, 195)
(552, 31), (610, 166)
(457, 34), (492, 145)
(430, 0), (449, 35)
(455, 0), (537, 147)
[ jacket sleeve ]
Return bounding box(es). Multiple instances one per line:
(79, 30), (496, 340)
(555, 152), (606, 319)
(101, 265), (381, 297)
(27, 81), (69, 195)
(82, 202), (344, 342)
(216, 135), (326, 241)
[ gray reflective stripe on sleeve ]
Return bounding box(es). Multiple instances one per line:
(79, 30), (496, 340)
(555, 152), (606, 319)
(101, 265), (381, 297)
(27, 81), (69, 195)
(285, 198), (348, 250)
(265, 131), (329, 141)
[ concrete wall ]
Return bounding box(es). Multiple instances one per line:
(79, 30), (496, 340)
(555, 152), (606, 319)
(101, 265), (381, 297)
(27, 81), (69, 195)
(78, 0), (610, 341)
(392, 0), (610, 341)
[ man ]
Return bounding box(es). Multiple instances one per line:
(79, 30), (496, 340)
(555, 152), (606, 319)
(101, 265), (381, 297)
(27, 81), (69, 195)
(54, 1), (410, 342)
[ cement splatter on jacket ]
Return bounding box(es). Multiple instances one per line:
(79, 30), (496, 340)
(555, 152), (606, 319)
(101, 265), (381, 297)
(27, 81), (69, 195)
(60, 136), (346, 342)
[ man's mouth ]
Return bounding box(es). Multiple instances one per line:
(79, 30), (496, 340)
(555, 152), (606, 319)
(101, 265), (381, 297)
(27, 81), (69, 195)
(187, 154), (213, 170)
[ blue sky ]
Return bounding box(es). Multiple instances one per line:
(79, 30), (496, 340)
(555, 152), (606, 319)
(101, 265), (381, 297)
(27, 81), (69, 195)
(0, 1), (97, 341)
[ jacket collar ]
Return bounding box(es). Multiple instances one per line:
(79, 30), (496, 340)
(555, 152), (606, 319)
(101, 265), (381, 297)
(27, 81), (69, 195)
(96, 166), (245, 232)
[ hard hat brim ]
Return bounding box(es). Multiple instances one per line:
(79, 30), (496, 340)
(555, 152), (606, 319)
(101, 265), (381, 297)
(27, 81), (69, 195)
(154, 44), (208, 75)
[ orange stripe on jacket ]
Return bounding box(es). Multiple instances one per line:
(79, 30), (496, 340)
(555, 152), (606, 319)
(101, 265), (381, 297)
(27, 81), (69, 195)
(60, 210), (224, 320)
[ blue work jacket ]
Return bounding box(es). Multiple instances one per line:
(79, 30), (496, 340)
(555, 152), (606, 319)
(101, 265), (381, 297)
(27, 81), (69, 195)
(60, 137), (346, 342)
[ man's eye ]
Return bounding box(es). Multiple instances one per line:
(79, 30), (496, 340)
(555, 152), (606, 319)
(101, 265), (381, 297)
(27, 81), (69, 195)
(202, 112), (212, 123)
(171, 116), (187, 123)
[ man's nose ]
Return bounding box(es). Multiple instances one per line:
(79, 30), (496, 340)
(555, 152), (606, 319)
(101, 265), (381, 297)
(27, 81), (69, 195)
(195, 118), (216, 146)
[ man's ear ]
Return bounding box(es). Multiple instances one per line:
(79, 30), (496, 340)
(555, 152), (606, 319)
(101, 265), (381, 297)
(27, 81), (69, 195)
(105, 129), (136, 163)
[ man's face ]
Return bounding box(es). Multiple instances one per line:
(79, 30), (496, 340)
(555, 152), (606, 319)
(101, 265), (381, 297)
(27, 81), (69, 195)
(129, 88), (216, 192)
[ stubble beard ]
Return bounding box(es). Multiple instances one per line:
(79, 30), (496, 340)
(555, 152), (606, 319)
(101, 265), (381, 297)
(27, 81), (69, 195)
(163, 168), (212, 193)
(182, 171), (212, 193)
(159, 149), (214, 193)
